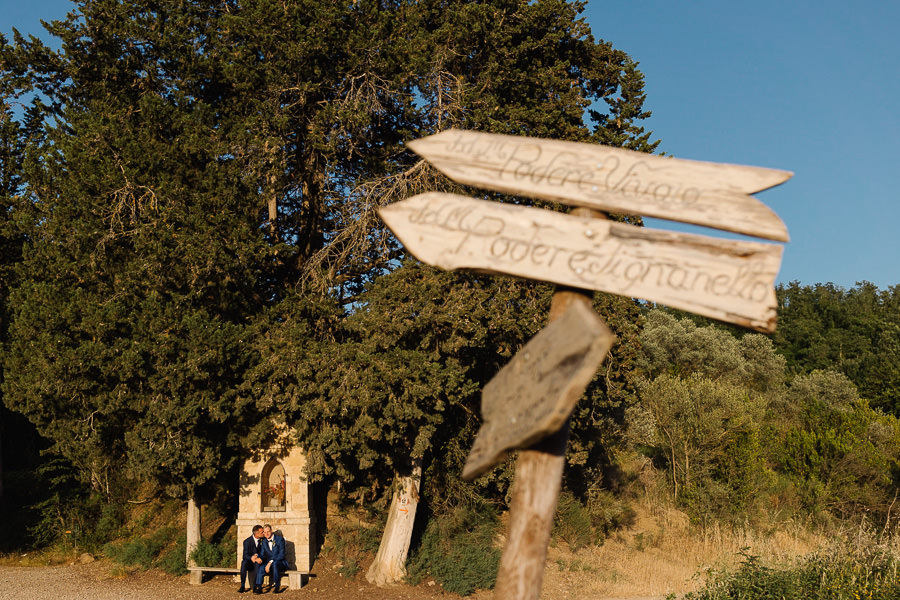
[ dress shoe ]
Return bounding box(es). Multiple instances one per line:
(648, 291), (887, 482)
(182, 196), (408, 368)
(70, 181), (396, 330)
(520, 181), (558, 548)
(273, 586), (284, 594)
(252, 586), (263, 594)
(238, 586), (247, 593)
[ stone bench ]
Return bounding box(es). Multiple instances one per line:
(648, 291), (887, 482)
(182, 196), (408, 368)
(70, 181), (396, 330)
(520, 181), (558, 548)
(188, 566), (307, 589)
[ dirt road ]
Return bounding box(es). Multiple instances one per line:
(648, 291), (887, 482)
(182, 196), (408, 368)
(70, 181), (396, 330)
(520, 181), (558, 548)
(0, 557), (467, 600)
(0, 556), (667, 600)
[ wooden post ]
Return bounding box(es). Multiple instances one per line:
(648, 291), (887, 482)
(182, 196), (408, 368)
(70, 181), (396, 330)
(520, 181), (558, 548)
(493, 208), (604, 600)
(187, 496), (201, 584)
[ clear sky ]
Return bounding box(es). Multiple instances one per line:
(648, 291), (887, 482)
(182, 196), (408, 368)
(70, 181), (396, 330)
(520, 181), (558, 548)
(583, 1), (900, 290)
(3, 1), (898, 290)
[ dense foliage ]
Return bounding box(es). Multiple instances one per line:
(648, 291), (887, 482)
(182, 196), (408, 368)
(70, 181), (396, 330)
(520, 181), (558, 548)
(775, 282), (900, 414)
(0, 0), (656, 514)
(629, 308), (900, 529)
(2, 2), (898, 577)
(684, 543), (900, 600)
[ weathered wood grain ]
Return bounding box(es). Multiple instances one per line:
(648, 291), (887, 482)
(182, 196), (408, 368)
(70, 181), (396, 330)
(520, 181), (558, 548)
(462, 300), (614, 481)
(378, 192), (783, 332)
(492, 281), (600, 600)
(407, 129), (791, 242)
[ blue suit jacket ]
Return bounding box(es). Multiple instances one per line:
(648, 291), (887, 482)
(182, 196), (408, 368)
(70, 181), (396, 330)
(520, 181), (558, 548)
(242, 535), (261, 562)
(261, 535), (287, 568)
(272, 535), (286, 566)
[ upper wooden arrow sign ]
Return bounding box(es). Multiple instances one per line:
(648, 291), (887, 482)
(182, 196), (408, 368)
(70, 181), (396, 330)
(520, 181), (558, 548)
(378, 192), (783, 332)
(407, 129), (792, 242)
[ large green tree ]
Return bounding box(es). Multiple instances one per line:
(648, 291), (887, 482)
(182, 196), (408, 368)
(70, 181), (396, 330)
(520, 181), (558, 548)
(1, 4), (280, 498)
(1, 0), (658, 508)
(248, 0), (658, 501)
(628, 310), (785, 519)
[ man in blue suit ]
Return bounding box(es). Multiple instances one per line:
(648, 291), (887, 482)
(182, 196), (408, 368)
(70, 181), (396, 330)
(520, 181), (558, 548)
(256, 523), (289, 594)
(239, 524), (264, 593)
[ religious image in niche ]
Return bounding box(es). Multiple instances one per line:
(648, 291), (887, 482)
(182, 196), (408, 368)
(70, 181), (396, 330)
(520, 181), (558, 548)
(262, 461), (286, 511)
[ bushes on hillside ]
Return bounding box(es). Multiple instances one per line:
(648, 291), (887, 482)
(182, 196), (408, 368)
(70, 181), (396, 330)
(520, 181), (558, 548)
(630, 310), (900, 529)
(683, 540), (900, 600)
(407, 501), (501, 596)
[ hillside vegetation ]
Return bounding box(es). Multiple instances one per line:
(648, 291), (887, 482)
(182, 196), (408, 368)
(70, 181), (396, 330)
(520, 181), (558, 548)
(4, 283), (900, 598)
(2, 1), (899, 598)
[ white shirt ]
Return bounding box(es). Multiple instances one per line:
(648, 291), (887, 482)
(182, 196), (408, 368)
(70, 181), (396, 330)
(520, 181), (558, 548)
(262, 537), (273, 564)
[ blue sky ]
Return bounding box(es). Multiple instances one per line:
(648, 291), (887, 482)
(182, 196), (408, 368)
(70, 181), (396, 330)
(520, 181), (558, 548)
(4, 1), (898, 290)
(583, 1), (900, 290)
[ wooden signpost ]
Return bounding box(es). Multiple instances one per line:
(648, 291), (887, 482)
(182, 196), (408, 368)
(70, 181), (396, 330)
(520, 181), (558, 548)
(378, 129), (791, 600)
(408, 129), (791, 242)
(462, 299), (615, 480)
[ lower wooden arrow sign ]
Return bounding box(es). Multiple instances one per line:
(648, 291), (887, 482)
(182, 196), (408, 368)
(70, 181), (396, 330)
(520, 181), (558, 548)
(378, 192), (784, 332)
(462, 300), (615, 480)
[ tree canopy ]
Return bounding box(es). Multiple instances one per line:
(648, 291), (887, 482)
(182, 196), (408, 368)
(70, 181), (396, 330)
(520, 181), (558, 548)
(0, 0), (658, 503)
(775, 282), (900, 415)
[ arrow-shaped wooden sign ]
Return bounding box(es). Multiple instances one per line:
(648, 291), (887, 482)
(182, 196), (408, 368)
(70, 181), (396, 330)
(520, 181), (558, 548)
(378, 192), (783, 332)
(462, 300), (615, 481)
(407, 129), (791, 242)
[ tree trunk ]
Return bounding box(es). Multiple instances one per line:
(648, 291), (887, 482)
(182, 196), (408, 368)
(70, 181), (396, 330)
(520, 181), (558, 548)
(366, 460), (422, 586)
(186, 495), (201, 583)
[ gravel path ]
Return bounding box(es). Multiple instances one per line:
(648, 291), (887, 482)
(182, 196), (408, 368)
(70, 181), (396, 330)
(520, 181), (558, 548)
(0, 558), (457, 600)
(0, 564), (237, 600)
(0, 560), (668, 600)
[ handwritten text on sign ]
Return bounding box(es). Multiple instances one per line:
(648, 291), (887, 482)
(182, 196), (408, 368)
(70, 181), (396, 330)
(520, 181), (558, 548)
(408, 129), (791, 242)
(378, 193), (783, 332)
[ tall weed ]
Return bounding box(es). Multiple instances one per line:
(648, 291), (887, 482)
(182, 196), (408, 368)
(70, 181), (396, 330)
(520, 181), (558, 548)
(683, 540), (900, 600)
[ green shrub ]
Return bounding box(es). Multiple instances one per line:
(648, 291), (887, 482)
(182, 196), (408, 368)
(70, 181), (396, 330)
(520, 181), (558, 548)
(190, 540), (225, 567)
(105, 536), (164, 569)
(682, 544), (900, 600)
(586, 488), (636, 538)
(105, 526), (178, 570)
(189, 530), (237, 568)
(157, 536), (188, 575)
(554, 491), (595, 549)
(765, 371), (900, 524)
(407, 502), (501, 596)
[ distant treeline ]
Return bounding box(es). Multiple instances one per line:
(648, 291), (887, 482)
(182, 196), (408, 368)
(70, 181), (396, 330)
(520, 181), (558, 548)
(775, 281), (900, 415)
(632, 284), (900, 529)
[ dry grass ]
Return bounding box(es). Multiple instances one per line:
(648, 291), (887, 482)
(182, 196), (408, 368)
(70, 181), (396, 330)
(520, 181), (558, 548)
(537, 502), (826, 599)
(0, 545), (78, 567)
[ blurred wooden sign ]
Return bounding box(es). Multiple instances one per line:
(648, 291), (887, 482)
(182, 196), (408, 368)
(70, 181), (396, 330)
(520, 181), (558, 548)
(381, 129), (792, 600)
(379, 192), (783, 332)
(408, 129), (792, 242)
(461, 300), (615, 480)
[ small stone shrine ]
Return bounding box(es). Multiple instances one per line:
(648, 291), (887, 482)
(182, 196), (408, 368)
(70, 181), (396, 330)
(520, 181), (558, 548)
(236, 440), (315, 573)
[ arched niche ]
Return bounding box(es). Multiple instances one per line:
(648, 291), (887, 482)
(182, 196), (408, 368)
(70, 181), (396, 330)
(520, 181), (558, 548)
(261, 458), (287, 512)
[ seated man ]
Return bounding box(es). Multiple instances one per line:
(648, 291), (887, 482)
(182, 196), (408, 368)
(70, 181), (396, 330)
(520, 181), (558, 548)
(255, 523), (289, 594)
(239, 524), (264, 593)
